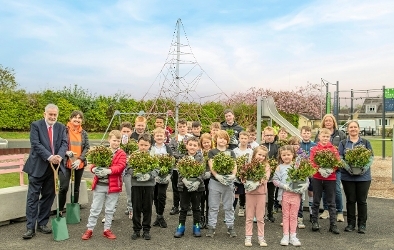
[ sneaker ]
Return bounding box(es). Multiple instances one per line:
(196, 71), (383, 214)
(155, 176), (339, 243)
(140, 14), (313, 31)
(244, 237), (252, 247)
(170, 207), (179, 215)
(193, 223), (201, 237)
(358, 225), (366, 234)
(128, 209), (133, 219)
(152, 217), (160, 227)
(289, 234), (301, 246)
(158, 216), (167, 228)
(82, 229), (93, 240)
(131, 231), (140, 240)
(103, 229), (116, 239)
(200, 216), (206, 229)
(124, 210), (129, 215)
(238, 207), (245, 217)
(187, 208), (192, 216)
(174, 224), (185, 238)
(297, 218), (306, 229)
(344, 224), (356, 232)
(258, 237), (268, 247)
(267, 214), (275, 223)
(142, 231), (151, 240)
(280, 222), (283, 227)
(329, 224), (340, 234)
(319, 210), (329, 219)
(336, 213), (344, 222)
(312, 221), (320, 231)
(253, 217), (257, 223)
(227, 226), (237, 237)
(102, 217), (114, 223)
(206, 226), (215, 237)
(280, 234), (289, 246)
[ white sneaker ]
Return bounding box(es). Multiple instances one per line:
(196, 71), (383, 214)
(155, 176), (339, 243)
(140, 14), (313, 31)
(244, 237), (252, 247)
(258, 237), (268, 247)
(280, 234), (289, 246)
(280, 222), (283, 227)
(290, 234), (301, 246)
(319, 210), (330, 219)
(102, 218), (105, 223)
(297, 218), (306, 229)
(337, 213), (344, 222)
(238, 207), (245, 217)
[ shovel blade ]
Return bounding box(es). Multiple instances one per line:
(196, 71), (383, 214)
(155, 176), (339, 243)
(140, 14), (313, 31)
(51, 217), (69, 241)
(66, 203), (81, 224)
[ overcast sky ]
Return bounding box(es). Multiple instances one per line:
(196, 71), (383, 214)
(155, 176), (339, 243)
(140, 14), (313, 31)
(1, 0), (393, 103)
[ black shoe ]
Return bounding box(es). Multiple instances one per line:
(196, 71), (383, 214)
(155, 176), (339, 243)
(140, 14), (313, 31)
(200, 216), (206, 229)
(312, 221), (320, 231)
(329, 224), (340, 234)
(142, 231), (151, 240)
(344, 224), (356, 232)
(22, 229), (35, 239)
(131, 231), (140, 240)
(358, 225), (366, 234)
(267, 214), (275, 223)
(152, 217), (160, 227)
(158, 216), (167, 228)
(170, 207), (179, 215)
(37, 225), (52, 234)
(187, 209), (192, 216)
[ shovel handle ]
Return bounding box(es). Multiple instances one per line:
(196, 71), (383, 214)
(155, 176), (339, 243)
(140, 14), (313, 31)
(70, 168), (75, 204)
(50, 162), (60, 194)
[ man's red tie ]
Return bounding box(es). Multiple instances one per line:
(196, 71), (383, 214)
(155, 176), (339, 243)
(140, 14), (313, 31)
(48, 126), (54, 154)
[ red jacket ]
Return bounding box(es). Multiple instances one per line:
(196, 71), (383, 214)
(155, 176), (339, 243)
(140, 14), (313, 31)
(310, 142), (339, 181)
(91, 149), (127, 193)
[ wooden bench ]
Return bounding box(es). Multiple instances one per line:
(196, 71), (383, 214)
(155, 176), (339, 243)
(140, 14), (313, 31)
(0, 154), (25, 186)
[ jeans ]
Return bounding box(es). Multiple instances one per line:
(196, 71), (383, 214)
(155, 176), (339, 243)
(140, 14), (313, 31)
(341, 180), (371, 227)
(323, 171), (343, 213)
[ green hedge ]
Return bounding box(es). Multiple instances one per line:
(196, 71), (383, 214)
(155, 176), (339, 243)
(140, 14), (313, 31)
(0, 86), (299, 132)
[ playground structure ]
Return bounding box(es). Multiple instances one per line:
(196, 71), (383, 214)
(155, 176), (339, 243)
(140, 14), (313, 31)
(256, 96), (302, 144)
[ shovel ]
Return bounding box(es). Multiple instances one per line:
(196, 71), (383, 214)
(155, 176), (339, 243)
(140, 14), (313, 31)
(50, 163), (69, 241)
(66, 168), (81, 224)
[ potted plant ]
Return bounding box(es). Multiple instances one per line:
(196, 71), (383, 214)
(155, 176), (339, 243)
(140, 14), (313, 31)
(86, 145), (113, 168)
(120, 139), (138, 155)
(287, 157), (316, 190)
(268, 157), (278, 178)
(313, 149), (342, 178)
(156, 154), (175, 183)
(235, 154), (249, 183)
(177, 157), (205, 180)
(212, 152), (236, 175)
(238, 159), (267, 192)
(344, 145), (372, 175)
(128, 151), (159, 177)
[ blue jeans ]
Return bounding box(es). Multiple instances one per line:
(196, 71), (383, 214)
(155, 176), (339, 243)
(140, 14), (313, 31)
(323, 171), (343, 213)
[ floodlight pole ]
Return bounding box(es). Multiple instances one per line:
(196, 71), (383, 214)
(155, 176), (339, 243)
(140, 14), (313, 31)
(174, 18), (181, 137)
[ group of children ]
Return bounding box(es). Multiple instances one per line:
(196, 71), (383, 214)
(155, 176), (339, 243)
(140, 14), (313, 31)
(81, 111), (344, 247)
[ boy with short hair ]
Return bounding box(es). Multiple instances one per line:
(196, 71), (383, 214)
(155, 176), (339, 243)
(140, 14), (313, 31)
(174, 137), (206, 238)
(233, 131), (253, 217)
(120, 122), (134, 218)
(191, 121), (202, 139)
(261, 126), (279, 223)
(82, 130), (127, 240)
(206, 130), (238, 238)
(130, 133), (160, 240)
(278, 127), (288, 141)
(154, 116), (171, 144)
(151, 127), (173, 228)
(246, 125), (259, 149)
(210, 122), (221, 148)
(187, 121), (193, 134)
(220, 109), (244, 150)
(131, 116), (147, 141)
(168, 119), (193, 215)
(310, 128), (340, 234)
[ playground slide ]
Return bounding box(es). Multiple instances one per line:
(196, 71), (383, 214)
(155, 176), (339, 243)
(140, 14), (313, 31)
(262, 96), (302, 139)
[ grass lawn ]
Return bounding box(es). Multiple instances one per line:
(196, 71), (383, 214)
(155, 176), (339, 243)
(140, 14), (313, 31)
(0, 172), (29, 189)
(369, 139), (392, 157)
(0, 131), (105, 140)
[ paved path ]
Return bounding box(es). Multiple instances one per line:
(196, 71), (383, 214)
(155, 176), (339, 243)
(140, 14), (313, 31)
(1, 186), (393, 250)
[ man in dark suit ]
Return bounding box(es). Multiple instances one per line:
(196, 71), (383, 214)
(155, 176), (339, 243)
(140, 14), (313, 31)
(22, 104), (68, 239)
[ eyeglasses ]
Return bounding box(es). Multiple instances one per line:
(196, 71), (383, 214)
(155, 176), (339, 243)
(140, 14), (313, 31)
(264, 134), (274, 137)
